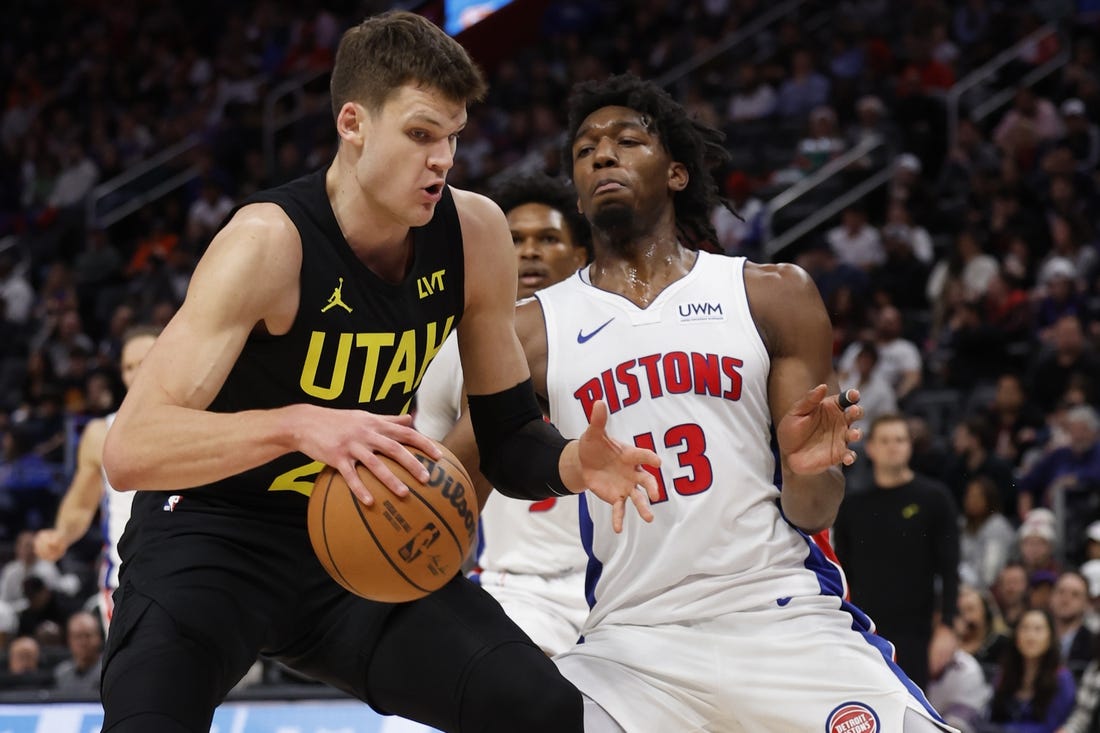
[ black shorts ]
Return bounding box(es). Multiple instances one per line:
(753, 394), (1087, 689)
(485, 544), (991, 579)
(101, 505), (582, 732)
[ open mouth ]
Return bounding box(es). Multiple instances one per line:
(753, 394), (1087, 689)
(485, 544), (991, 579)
(425, 183), (443, 196)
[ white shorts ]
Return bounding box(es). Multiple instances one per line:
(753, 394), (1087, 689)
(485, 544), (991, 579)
(474, 569), (588, 656)
(554, 595), (957, 733)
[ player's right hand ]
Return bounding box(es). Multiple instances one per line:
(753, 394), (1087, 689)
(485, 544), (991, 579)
(290, 405), (442, 506)
(33, 530), (66, 562)
(576, 401), (662, 533)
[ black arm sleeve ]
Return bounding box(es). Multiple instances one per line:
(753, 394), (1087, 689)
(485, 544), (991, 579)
(465, 378), (573, 501)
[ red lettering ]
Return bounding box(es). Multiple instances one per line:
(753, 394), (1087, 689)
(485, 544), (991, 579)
(574, 378), (603, 420)
(721, 356), (743, 400)
(663, 351), (691, 394)
(691, 352), (722, 396)
(615, 360), (641, 409)
(637, 354), (663, 398)
(600, 369), (622, 413)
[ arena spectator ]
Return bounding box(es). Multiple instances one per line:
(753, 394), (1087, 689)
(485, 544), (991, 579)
(1016, 509), (1062, 579)
(994, 561), (1032, 629)
(955, 584), (1012, 669)
(826, 204), (883, 271)
(927, 647), (991, 733)
(943, 415), (1017, 514)
(0, 532), (60, 601)
(984, 608), (1076, 732)
(833, 413), (959, 690)
(1058, 98), (1100, 173)
(0, 635), (51, 690)
(959, 476), (1018, 590)
(1026, 316), (1100, 415)
(51, 610), (102, 696)
(836, 305), (924, 403)
(981, 372), (1046, 469)
(1017, 406), (1100, 541)
(1049, 570), (1095, 681)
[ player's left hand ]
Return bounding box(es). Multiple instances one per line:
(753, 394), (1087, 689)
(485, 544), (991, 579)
(577, 401), (662, 533)
(777, 385), (863, 475)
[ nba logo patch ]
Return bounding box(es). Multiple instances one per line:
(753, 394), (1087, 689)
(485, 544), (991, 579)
(826, 702), (879, 733)
(163, 495), (182, 512)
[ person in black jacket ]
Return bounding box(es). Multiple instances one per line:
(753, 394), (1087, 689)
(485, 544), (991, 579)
(834, 412), (961, 691)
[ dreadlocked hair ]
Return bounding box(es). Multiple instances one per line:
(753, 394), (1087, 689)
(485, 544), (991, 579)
(488, 171), (593, 260)
(561, 73), (736, 253)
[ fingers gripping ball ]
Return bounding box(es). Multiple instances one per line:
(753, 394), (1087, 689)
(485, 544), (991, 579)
(307, 443), (478, 602)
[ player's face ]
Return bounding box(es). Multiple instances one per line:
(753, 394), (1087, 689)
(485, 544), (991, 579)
(342, 83), (466, 228)
(120, 335), (156, 389)
(570, 106), (686, 233)
(509, 202), (586, 300)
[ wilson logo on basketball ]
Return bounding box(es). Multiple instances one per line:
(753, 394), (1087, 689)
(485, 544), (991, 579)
(827, 702), (879, 733)
(418, 455), (477, 542)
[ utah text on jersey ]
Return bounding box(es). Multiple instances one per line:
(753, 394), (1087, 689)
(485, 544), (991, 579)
(298, 316), (455, 403)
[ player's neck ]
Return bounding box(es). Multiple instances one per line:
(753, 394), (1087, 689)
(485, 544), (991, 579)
(588, 234), (695, 308)
(327, 161), (413, 256)
(873, 466), (914, 489)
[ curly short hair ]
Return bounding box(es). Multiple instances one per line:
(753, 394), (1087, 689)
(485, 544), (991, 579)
(488, 172), (592, 260)
(562, 74), (733, 252)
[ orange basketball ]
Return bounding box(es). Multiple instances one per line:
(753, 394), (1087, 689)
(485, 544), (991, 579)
(307, 442), (479, 603)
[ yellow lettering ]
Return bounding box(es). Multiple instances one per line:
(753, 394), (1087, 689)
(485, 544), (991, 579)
(376, 329), (418, 401)
(300, 332), (352, 400)
(414, 315), (455, 388)
(356, 332), (396, 402)
(267, 460), (325, 497)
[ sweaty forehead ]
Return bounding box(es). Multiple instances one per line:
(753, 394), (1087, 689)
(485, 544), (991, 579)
(575, 105), (651, 141)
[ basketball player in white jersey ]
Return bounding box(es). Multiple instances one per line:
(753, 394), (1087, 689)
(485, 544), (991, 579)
(489, 74), (956, 732)
(34, 326), (158, 630)
(416, 172), (591, 656)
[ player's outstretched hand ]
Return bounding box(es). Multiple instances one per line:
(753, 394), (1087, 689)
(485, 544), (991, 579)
(292, 405), (442, 506)
(577, 401), (662, 533)
(776, 385), (863, 475)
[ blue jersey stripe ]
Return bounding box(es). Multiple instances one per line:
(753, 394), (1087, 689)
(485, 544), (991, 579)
(578, 497), (602, 610)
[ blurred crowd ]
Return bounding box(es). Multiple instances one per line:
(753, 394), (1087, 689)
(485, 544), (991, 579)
(2, 0), (1100, 725)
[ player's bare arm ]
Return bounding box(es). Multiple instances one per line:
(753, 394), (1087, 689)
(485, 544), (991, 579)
(34, 417), (107, 561)
(745, 262), (863, 533)
(103, 203), (434, 501)
(452, 190), (659, 531)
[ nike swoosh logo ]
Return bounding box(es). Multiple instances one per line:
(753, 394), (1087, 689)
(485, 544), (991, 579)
(577, 317), (615, 344)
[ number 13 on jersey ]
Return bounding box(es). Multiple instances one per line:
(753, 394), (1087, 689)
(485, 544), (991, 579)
(633, 423), (712, 503)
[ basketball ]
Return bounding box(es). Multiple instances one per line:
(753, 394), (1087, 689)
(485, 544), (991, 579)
(307, 442), (479, 603)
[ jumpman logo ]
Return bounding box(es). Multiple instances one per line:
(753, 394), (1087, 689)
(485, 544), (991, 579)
(322, 277), (352, 313)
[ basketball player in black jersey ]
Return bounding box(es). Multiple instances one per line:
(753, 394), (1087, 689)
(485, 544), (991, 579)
(99, 11), (659, 733)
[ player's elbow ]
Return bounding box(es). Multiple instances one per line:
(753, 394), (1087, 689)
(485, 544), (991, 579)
(101, 427), (140, 491)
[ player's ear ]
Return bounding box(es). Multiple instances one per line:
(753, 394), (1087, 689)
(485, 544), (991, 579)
(668, 162), (688, 193)
(336, 102), (367, 146)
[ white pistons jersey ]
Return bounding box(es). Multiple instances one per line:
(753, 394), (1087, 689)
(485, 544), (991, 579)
(538, 253), (841, 629)
(415, 335), (588, 577)
(100, 412), (134, 592)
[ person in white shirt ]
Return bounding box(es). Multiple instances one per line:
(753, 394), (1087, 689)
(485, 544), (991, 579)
(827, 204), (884, 271)
(837, 305), (923, 402)
(416, 172), (592, 656)
(33, 326), (158, 629)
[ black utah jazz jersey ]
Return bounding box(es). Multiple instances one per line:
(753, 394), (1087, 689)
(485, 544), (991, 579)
(147, 169), (464, 516)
